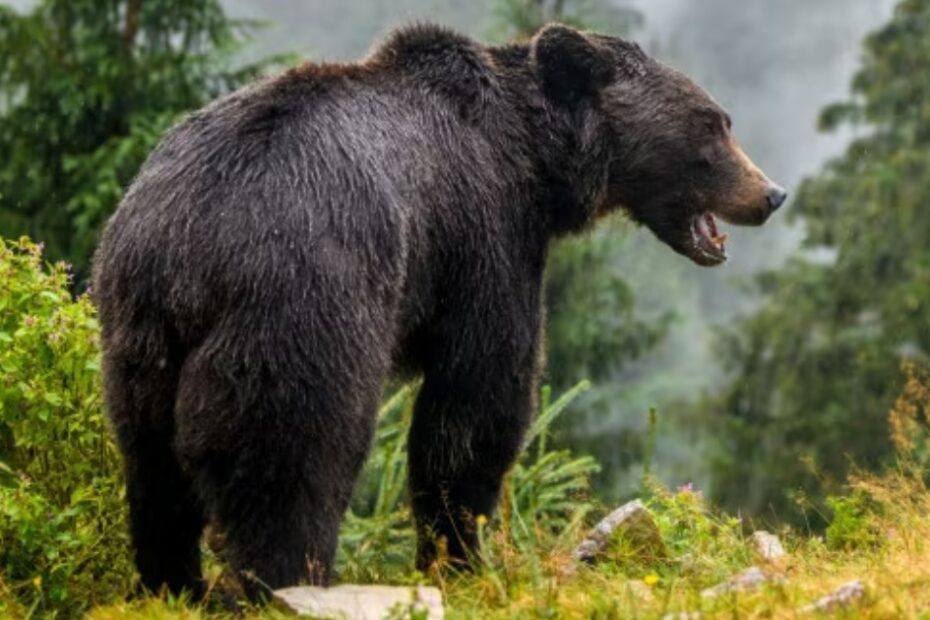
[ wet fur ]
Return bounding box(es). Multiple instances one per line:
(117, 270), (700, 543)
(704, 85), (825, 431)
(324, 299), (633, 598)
(92, 22), (758, 597)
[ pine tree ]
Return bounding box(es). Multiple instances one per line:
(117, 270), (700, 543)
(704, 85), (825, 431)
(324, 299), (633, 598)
(0, 0), (286, 275)
(708, 0), (930, 522)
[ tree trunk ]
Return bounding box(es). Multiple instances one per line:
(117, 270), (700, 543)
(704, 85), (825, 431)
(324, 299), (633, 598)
(124, 0), (141, 49)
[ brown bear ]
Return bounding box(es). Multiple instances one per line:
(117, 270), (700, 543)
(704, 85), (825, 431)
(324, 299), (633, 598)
(92, 23), (785, 598)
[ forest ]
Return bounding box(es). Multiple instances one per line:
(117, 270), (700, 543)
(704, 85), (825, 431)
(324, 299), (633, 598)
(1, 0), (929, 618)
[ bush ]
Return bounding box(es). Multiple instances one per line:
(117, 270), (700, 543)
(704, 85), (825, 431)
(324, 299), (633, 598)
(889, 362), (930, 475)
(824, 488), (883, 551)
(0, 237), (131, 616)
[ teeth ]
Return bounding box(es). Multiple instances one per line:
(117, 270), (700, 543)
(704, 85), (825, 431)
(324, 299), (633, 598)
(712, 232), (729, 248)
(697, 216), (711, 238)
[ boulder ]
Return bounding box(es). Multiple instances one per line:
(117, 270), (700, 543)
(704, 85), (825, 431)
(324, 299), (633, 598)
(700, 566), (770, 598)
(573, 499), (666, 564)
(799, 580), (865, 613)
(750, 531), (787, 562)
(273, 584), (443, 619)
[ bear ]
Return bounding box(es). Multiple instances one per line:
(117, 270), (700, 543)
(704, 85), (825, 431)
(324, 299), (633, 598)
(91, 22), (786, 598)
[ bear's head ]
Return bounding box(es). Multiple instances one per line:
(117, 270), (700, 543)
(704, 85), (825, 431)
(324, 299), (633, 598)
(531, 24), (786, 266)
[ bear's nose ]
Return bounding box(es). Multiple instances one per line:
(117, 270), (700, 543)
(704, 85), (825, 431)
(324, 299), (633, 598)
(766, 185), (788, 212)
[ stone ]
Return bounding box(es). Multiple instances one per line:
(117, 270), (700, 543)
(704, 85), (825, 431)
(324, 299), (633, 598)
(799, 580), (865, 613)
(573, 499), (666, 564)
(273, 585), (443, 619)
(700, 566), (770, 598)
(751, 531), (787, 562)
(620, 579), (655, 604)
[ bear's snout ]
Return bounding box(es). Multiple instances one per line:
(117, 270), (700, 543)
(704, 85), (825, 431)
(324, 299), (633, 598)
(713, 142), (786, 227)
(766, 184), (788, 214)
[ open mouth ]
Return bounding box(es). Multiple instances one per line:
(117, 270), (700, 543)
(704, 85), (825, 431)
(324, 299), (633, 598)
(689, 212), (729, 266)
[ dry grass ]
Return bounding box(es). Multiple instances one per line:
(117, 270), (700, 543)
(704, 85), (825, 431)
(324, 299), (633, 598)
(82, 466), (930, 619)
(438, 467), (930, 619)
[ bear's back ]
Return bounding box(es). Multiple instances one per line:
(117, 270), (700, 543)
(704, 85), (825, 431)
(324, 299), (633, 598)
(93, 26), (529, 346)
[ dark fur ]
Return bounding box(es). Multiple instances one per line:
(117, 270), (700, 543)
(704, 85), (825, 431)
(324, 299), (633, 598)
(92, 23), (776, 597)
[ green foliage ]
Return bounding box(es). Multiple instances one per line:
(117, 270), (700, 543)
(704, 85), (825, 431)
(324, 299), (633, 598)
(506, 382), (601, 549)
(824, 489), (883, 551)
(338, 384), (419, 583)
(645, 484), (752, 587)
(889, 362), (930, 477)
(641, 407), (658, 481)
(0, 0), (286, 275)
(0, 237), (130, 616)
(705, 0), (930, 523)
(543, 228), (671, 392)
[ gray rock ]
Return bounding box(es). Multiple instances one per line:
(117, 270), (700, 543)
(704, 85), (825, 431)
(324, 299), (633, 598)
(800, 580), (865, 613)
(620, 579), (655, 604)
(273, 584), (443, 619)
(751, 531), (787, 562)
(700, 566), (770, 598)
(573, 499), (666, 564)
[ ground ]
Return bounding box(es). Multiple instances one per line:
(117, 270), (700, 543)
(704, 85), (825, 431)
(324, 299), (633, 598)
(86, 468), (930, 619)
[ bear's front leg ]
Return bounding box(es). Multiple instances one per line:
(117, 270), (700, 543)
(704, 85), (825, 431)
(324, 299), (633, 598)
(407, 310), (541, 571)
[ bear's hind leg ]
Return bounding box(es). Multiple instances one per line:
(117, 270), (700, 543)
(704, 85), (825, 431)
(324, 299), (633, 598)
(101, 349), (205, 597)
(173, 338), (381, 599)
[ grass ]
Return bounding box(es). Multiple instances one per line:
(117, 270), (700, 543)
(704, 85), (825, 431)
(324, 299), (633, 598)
(80, 465), (930, 620)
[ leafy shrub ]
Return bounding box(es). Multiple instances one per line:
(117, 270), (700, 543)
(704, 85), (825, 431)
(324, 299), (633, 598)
(889, 362), (930, 475)
(824, 488), (883, 551)
(821, 362), (930, 552)
(504, 382), (600, 551)
(0, 237), (131, 616)
(338, 384), (419, 583)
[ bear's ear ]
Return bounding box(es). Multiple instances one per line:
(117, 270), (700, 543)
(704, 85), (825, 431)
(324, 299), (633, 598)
(531, 24), (613, 105)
